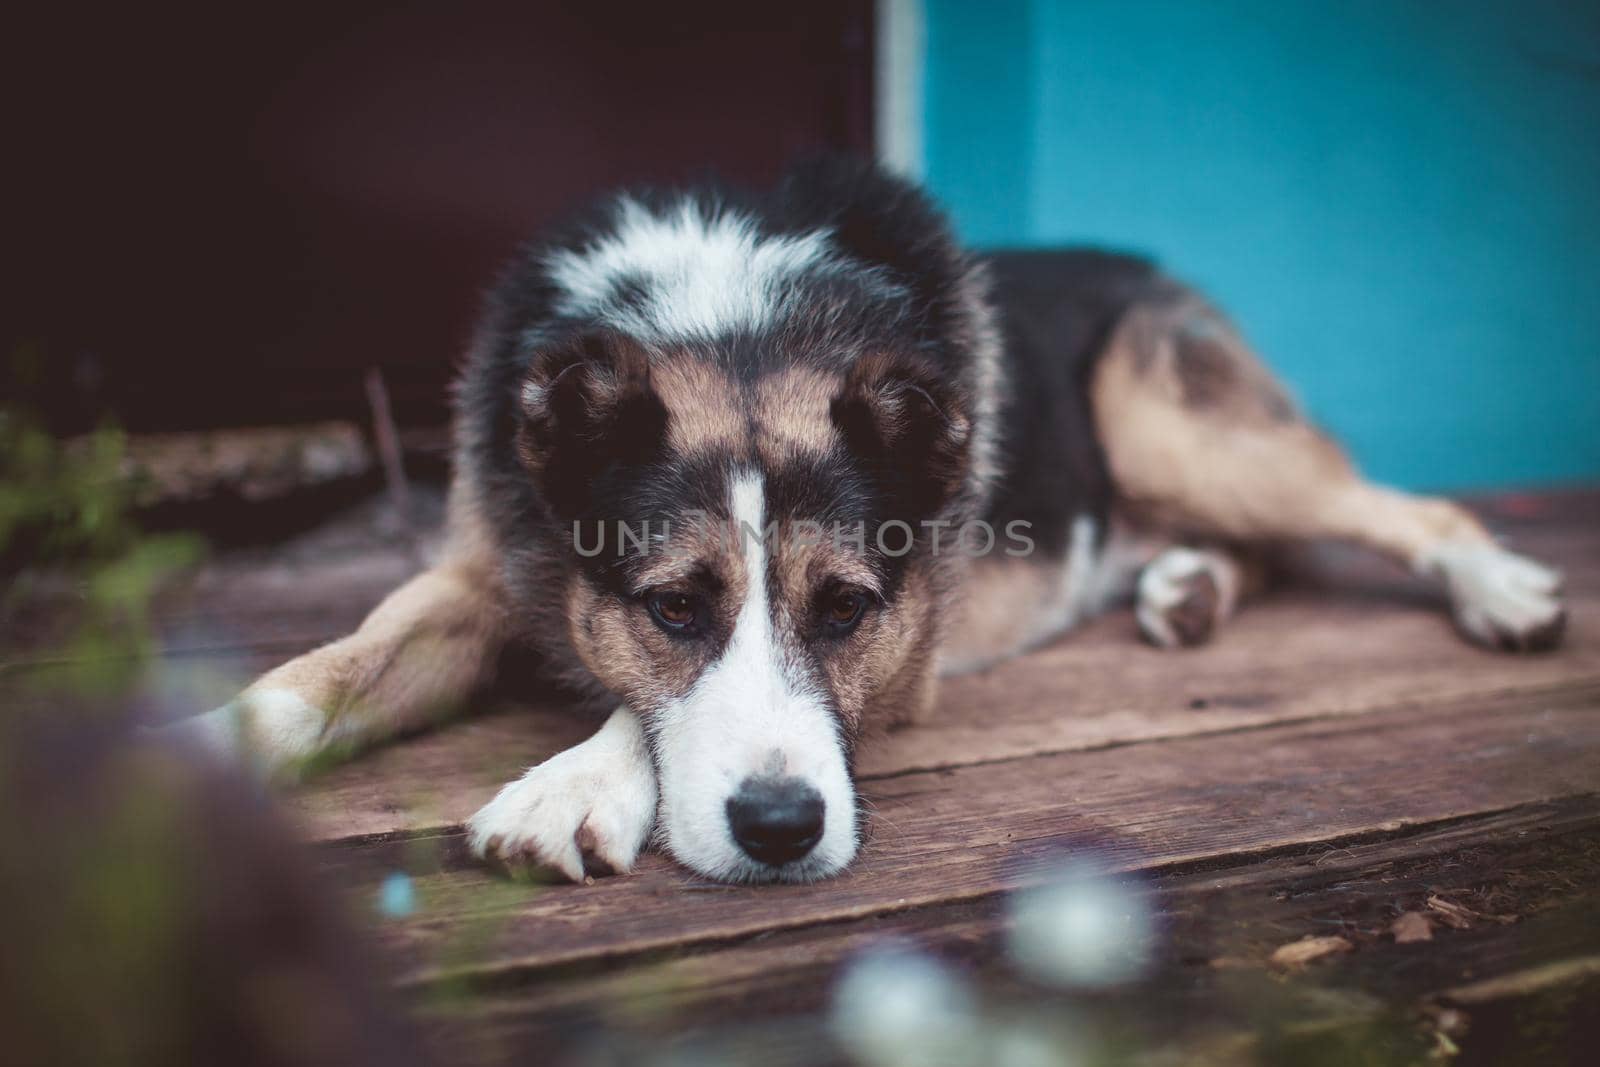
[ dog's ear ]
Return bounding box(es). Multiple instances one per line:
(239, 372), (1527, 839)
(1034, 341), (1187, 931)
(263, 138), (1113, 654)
(831, 351), (972, 520)
(517, 331), (667, 515)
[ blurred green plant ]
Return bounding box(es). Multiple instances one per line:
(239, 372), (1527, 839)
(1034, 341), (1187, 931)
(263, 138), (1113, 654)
(2, 343), (204, 696)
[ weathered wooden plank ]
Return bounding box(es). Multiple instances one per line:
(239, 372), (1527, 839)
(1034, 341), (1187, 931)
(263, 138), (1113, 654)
(404, 797), (1600, 1066)
(171, 486), (1600, 1067)
(322, 684), (1600, 989)
(414, 796), (1600, 1016)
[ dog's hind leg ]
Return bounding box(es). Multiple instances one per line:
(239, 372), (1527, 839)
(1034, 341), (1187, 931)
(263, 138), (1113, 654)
(1092, 294), (1565, 651)
(172, 520), (508, 780)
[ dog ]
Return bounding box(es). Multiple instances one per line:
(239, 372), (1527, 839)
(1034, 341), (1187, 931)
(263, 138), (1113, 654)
(181, 158), (1566, 884)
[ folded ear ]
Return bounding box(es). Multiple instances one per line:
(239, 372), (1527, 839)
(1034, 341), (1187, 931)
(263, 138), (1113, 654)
(830, 352), (972, 520)
(517, 331), (667, 515)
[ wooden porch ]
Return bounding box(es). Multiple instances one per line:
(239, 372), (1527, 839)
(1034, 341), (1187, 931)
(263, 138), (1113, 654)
(19, 488), (1600, 1064)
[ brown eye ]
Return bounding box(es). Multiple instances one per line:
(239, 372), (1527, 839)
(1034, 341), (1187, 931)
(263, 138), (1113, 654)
(648, 591), (700, 631)
(825, 589), (867, 633)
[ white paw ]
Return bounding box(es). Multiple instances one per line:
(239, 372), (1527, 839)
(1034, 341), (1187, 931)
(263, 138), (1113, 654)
(1423, 542), (1566, 652)
(467, 709), (658, 883)
(1136, 547), (1237, 649)
(159, 687), (328, 781)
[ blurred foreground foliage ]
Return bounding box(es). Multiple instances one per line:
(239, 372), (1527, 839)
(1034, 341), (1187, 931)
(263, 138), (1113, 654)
(1, 346), (430, 1067)
(2, 343), (203, 695)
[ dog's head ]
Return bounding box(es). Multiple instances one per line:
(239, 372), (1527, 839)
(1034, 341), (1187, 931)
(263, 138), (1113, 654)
(492, 166), (996, 881)
(515, 323), (975, 881)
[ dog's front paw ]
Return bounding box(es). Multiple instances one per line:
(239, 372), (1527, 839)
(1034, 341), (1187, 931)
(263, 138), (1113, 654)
(1425, 542), (1566, 652)
(467, 710), (658, 883)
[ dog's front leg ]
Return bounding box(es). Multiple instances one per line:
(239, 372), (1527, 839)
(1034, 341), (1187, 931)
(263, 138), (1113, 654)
(467, 707), (658, 882)
(169, 553), (504, 780)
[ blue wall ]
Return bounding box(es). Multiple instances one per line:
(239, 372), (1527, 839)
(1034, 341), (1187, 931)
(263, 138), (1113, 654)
(922, 0), (1600, 492)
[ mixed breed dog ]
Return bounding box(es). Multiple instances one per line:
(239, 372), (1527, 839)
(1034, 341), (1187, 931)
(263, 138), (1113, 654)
(179, 159), (1565, 884)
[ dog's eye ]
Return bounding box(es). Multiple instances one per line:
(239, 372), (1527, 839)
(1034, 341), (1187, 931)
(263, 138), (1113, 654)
(823, 589), (867, 634)
(647, 591), (701, 632)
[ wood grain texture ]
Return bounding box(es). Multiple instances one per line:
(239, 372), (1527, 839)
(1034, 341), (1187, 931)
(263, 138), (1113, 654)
(329, 684), (1600, 988)
(198, 487), (1600, 1063)
(9, 488), (1598, 1064)
(406, 797), (1600, 1066)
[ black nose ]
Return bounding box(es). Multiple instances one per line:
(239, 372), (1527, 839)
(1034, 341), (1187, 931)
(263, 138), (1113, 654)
(726, 776), (825, 865)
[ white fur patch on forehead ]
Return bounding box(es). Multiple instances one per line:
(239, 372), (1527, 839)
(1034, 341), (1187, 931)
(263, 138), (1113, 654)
(727, 469), (782, 677)
(544, 197), (840, 341)
(729, 472), (766, 555)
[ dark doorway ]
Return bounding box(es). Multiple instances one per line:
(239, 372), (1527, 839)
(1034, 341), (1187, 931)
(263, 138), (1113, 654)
(7, 2), (875, 434)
